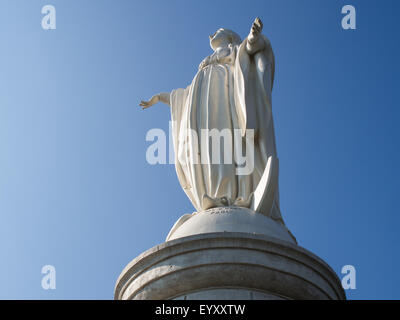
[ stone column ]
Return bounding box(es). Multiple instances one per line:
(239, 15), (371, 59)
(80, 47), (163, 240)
(114, 207), (345, 300)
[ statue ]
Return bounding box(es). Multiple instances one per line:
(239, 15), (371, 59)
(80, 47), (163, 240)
(140, 18), (284, 225)
(114, 20), (347, 299)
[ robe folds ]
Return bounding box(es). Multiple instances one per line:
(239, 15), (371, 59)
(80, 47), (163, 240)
(170, 35), (283, 222)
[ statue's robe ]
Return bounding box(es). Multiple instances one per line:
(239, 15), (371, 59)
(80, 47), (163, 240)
(170, 35), (283, 222)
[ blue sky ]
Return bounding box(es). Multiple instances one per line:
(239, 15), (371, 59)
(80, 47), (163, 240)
(0, 0), (399, 299)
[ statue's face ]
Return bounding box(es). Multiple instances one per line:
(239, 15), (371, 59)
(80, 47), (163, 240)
(209, 29), (230, 50)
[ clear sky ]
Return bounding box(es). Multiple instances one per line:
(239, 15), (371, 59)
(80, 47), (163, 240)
(0, 0), (399, 299)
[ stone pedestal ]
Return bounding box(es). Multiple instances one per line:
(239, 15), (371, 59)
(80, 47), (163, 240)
(114, 208), (345, 300)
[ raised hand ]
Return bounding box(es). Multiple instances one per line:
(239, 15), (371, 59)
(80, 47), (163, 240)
(246, 17), (266, 54)
(251, 17), (263, 36)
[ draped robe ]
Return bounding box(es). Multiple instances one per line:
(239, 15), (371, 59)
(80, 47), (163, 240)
(170, 35), (283, 222)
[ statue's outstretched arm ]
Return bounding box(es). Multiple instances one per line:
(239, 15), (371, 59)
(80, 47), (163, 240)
(139, 92), (171, 109)
(246, 17), (266, 55)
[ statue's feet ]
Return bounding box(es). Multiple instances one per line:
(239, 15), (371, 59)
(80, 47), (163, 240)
(202, 194), (238, 209)
(233, 194), (253, 207)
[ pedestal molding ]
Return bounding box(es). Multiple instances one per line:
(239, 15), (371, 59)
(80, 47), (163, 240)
(114, 232), (345, 300)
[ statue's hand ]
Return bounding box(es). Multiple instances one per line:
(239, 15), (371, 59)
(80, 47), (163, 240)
(199, 56), (210, 70)
(248, 17), (263, 44)
(139, 94), (159, 109)
(251, 17), (263, 35)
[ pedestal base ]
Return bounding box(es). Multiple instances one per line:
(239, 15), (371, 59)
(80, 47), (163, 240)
(114, 232), (345, 300)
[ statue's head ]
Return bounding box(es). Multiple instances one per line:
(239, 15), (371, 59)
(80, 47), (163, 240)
(209, 28), (241, 50)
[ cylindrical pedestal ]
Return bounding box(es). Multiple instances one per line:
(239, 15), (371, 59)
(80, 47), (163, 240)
(114, 232), (345, 300)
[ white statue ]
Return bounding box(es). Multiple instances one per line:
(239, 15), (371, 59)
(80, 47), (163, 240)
(140, 18), (284, 224)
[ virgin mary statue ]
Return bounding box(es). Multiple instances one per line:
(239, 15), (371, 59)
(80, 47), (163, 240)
(140, 18), (284, 224)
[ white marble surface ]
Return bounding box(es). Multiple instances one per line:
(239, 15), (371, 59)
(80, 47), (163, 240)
(165, 206), (296, 244)
(140, 18), (283, 222)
